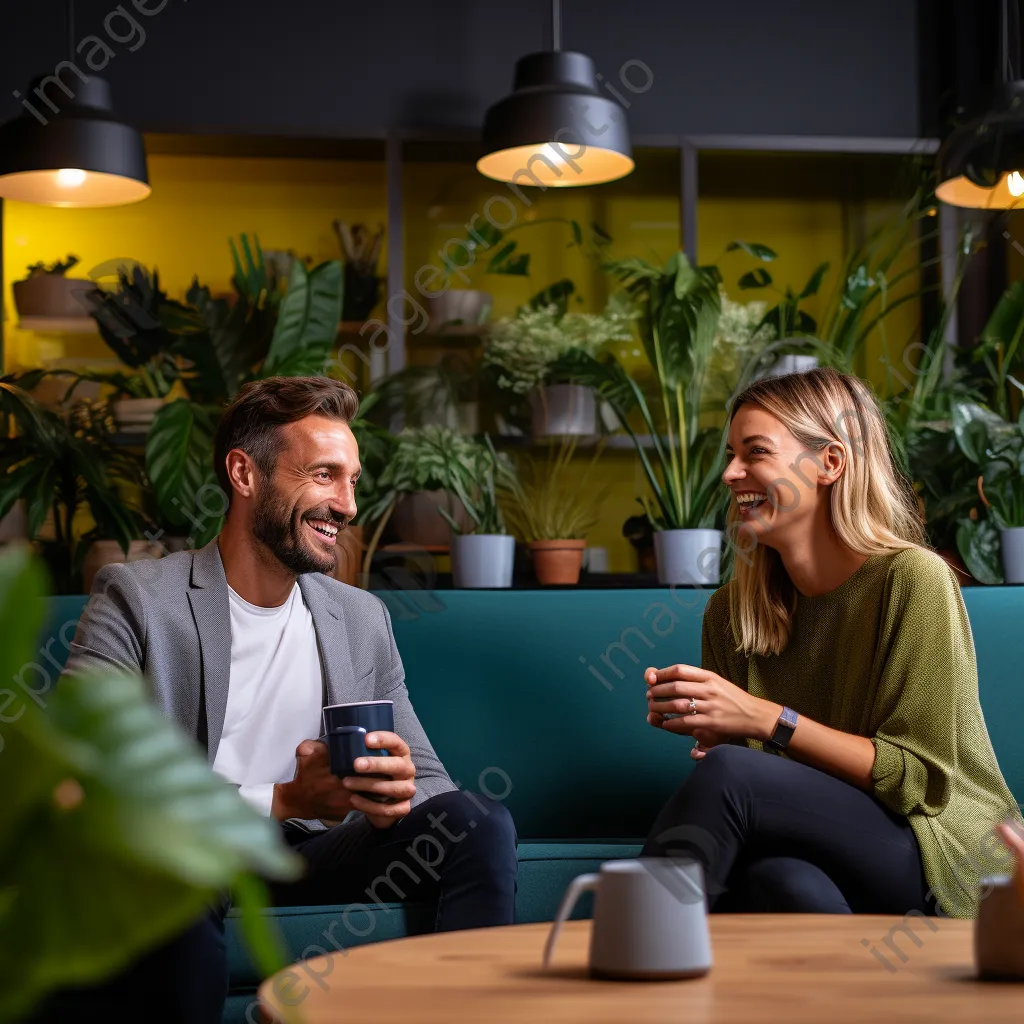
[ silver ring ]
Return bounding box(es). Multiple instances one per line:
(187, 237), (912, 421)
(688, 698), (698, 716)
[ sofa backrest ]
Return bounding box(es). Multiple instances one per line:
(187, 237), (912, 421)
(33, 585), (1024, 841)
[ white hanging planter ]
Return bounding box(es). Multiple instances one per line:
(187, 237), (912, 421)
(1000, 527), (1024, 584)
(654, 529), (723, 586)
(451, 533), (515, 588)
(426, 290), (492, 331)
(529, 384), (596, 438)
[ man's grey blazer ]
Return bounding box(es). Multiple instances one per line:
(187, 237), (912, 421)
(64, 540), (455, 834)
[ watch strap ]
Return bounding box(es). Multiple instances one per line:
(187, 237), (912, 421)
(767, 706), (799, 750)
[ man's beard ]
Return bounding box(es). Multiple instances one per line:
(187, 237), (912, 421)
(252, 487), (348, 576)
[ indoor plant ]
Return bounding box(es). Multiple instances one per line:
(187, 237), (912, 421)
(950, 401), (1024, 584)
(12, 254), (92, 321)
(0, 545), (298, 1021)
(563, 252), (730, 584)
(334, 220), (384, 321)
(360, 425), (476, 554)
(145, 248), (343, 547)
(80, 264), (193, 433)
(484, 298), (635, 438)
(432, 432), (517, 589)
(428, 216), (595, 331)
(501, 439), (606, 585)
(0, 374), (147, 594)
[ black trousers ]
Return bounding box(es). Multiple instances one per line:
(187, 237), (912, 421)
(34, 791), (517, 1024)
(642, 744), (933, 914)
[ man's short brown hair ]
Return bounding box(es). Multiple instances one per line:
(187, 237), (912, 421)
(213, 376), (360, 499)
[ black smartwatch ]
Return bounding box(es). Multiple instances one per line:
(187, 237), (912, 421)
(767, 706), (799, 751)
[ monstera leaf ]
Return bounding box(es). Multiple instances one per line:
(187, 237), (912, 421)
(262, 260), (343, 378)
(145, 399), (222, 544)
(0, 547), (300, 1020)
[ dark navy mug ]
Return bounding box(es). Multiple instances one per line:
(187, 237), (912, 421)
(322, 700), (395, 803)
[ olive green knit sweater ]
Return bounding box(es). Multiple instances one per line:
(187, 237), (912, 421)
(701, 546), (1021, 918)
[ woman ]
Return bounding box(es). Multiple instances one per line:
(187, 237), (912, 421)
(642, 367), (1021, 917)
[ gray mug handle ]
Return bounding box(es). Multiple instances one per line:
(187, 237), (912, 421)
(542, 873), (599, 969)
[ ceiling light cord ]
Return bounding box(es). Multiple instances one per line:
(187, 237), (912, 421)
(551, 0), (561, 52)
(67, 0), (75, 64)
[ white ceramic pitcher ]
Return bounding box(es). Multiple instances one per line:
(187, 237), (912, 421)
(542, 858), (712, 980)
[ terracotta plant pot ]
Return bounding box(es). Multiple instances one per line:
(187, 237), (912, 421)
(528, 539), (586, 585)
(13, 275), (93, 319)
(331, 525), (364, 587)
(391, 490), (472, 548)
(82, 540), (164, 593)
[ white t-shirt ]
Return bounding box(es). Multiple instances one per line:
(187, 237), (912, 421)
(212, 583), (324, 816)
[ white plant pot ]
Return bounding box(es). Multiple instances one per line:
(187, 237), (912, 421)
(529, 384), (597, 438)
(654, 529), (723, 586)
(451, 533), (515, 588)
(1000, 527), (1024, 584)
(767, 354), (819, 378)
(426, 290), (492, 331)
(111, 397), (165, 434)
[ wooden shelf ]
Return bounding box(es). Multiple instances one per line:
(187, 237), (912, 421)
(18, 316), (97, 334)
(338, 320), (372, 335)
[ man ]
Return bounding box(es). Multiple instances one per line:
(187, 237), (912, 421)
(62, 376), (518, 1021)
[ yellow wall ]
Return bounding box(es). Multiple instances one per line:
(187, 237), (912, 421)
(698, 196), (923, 394)
(2, 147), (923, 574)
(3, 153), (387, 371)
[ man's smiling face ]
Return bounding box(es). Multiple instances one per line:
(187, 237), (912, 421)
(250, 415), (361, 575)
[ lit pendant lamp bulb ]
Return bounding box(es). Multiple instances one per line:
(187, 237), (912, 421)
(936, 78), (1024, 209)
(0, 74), (150, 208)
(478, 0), (633, 188)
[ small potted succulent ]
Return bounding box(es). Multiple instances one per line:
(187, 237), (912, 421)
(12, 255), (92, 321)
(501, 439), (606, 585)
(484, 298), (635, 439)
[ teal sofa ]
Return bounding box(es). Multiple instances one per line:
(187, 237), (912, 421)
(36, 585), (1024, 1021)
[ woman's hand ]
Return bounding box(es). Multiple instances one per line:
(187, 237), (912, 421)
(645, 664), (780, 756)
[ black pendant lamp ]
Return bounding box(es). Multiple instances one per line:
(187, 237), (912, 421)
(478, 0), (634, 188)
(0, 0), (150, 207)
(937, 0), (1024, 208)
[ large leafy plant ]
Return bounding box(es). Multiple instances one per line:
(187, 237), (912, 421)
(80, 265), (199, 400)
(0, 546), (299, 1021)
(950, 401), (1024, 584)
(557, 251), (731, 530)
(145, 255), (343, 545)
(0, 374), (142, 593)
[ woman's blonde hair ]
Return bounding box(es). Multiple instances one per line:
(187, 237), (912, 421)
(726, 367), (927, 657)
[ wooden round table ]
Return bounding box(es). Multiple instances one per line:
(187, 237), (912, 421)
(258, 915), (1018, 1023)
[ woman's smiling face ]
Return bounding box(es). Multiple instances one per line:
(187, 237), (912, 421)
(723, 402), (840, 549)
